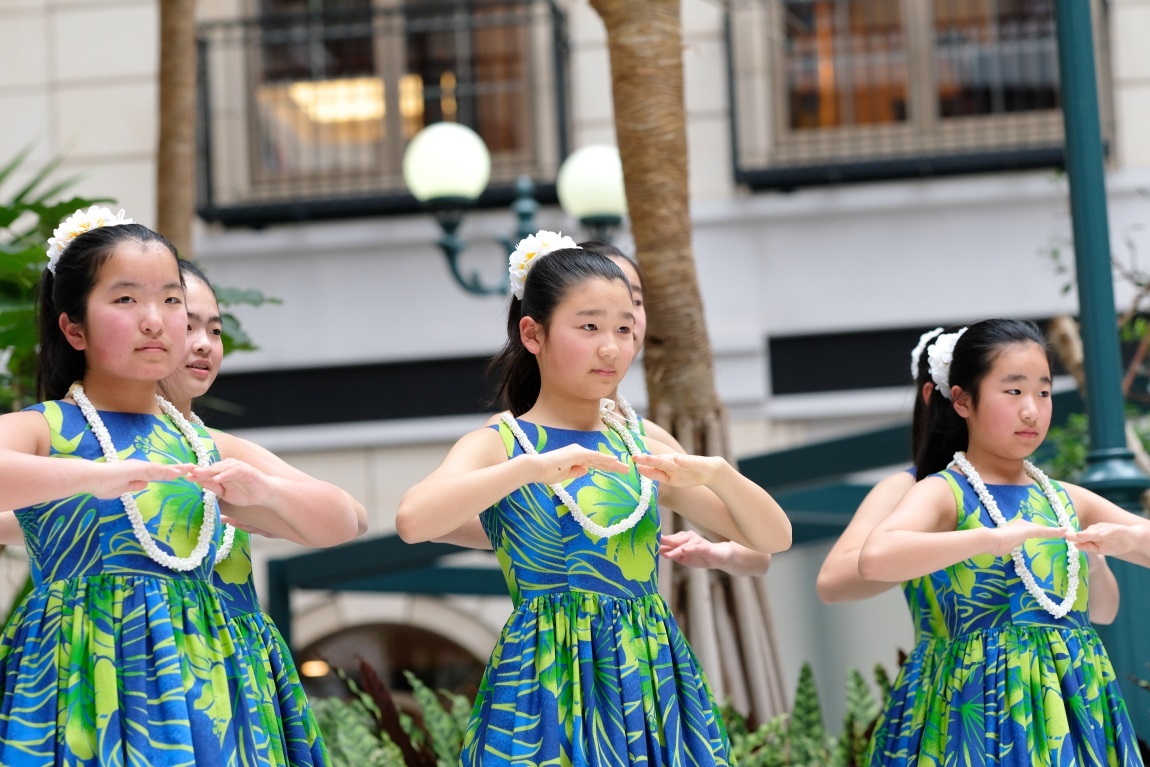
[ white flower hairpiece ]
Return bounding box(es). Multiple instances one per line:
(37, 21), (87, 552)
(507, 230), (580, 299)
(45, 205), (134, 274)
(927, 327), (968, 399)
(909, 327), (945, 379)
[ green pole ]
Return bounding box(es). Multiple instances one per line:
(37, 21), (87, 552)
(1054, 0), (1147, 499)
(1054, 0), (1150, 738)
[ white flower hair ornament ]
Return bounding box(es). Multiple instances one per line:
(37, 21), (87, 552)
(927, 327), (968, 400)
(909, 326), (945, 379)
(507, 230), (580, 300)
(45, 205), (134, 274)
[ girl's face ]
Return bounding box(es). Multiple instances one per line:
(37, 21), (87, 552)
(164, 276), (223, 403)
(63, 241), (186, 385)
(957, 341), (1053, 461)
(523, 276), (636, 403)
(609, 256), (646, 349)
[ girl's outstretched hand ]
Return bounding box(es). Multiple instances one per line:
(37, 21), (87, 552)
(659, 529), (733, 568)
(985, 519), (1066, 557)
(530, 444), (630, 485)
(91, 460), (196, 499)
(1067, 523), (1143, 556)
(188, 459), (276, 507)
(632, 453), (723, 487)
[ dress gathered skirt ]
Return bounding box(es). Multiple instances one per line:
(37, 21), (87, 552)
(459, 420), (731, 766)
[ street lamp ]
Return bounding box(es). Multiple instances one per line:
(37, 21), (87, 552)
(557, 144), (628, 242)
(403, 122), (520, 296)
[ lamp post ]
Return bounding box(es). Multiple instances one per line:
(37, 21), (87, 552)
(557, 144), (628, 242)
(404, 123), (628, 295)
(1053, 0), (1150, 739)
(403, 121), (512, 296)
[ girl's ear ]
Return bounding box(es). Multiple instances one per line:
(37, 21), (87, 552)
(520, 316), (543, 355)
(59, 313), (87, 351)
(952, 387), (972, 418)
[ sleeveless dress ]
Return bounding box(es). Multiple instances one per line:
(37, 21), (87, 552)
(867, 571), (950, 764)
(0, 400), (274, 766)
(459, 419), (731, 766)
(214, 530), (329, 766)
(911, 469), (1142, 767)
(867, 471), (951, 766)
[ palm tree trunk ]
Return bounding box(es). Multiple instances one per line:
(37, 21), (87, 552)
(588, 0), (787, 725)
(156, 0), (198, 258)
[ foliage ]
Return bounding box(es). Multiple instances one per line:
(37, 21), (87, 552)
(1042, 408), (1150, 481)
(0, 147), (109, 413)
(721, 661), (887, 767)
(312, 660), (471, 767)
(0, 149), (279, 415)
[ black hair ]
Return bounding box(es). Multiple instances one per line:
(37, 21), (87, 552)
(578, 240), (645, 293)
(178, 258), (215, 295)
(36, 223), (180, 401)
(488, 248), (630, 415)
(910, 326), (962, 463)
(914, 318), (1050, 479)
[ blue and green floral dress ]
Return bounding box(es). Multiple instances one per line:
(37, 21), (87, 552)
(460, 420), (731, 766)
(214, 530), (329, 765)
(0, 401), (275, 766)
(867, 570), (951, 765)
(906, 468), (1141, 767)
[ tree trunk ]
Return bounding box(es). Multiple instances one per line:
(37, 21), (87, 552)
(156, 0), (198, 258)
(588, 0), (787, 724)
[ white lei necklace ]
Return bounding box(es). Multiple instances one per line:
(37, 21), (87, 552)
(500, 404), (654, 538)
(70, 383), (231, 570)
(187, 410), (236, 562)
(951, 451), (1081, 619)
(613, 395), (642, 433)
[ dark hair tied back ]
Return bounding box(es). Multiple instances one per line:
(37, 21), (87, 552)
(914, 318), (1050, 479)
(36, 223), (179, 401)
(488, 248), (629, 415)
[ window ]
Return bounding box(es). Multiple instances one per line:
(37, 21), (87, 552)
(728, 0), (1108, 188)
(197, 0), (568, 225)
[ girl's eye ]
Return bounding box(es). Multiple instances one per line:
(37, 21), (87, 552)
(1039, 390), (1051, 398)
(633, 299), (644, 309)
(210, 327), (223, 337)
(582, 323), (598, 331)
(1005, 389), (1021, 395)
(114, 296), (134, 304)
(165, 296), (183, 304)
(618, 326), (632, 335)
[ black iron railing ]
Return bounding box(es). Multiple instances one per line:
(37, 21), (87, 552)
(725, 0), (1111, 189)
(196, 0), (570, 226)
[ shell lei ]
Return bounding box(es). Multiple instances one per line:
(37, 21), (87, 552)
(952, 451), (1081, 619)
(501, 406), (654, 538)
(70, 382), (230, 570)
(187, 410), (236, 562)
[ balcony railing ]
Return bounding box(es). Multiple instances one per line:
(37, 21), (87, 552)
(196, 0), (569, 226)
(725, 0), (1112, 190)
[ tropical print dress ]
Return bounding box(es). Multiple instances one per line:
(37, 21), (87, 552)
(906, 468), (1141, 767)
(867, 470), (951, 766)
(0, 401), (275, 766)
(214, 529), (329, 766)
(867, 571), (950, 765)
(459, 419), (731, 766)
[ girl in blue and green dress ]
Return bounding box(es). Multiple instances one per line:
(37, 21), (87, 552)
(397, 236), (792, 766)
(817, 326), (1120, 766)
(859, 318), (1146, 766)
(0, 211), (360, 765)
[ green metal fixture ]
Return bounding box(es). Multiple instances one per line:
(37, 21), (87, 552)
(1053, 0), (1150, 740)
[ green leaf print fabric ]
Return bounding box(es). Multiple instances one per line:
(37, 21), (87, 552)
(460, 420), (731, 766)
(214, 529), (330, 765)
(0, 401), (277, 766)
(880, 468), (1142, 767)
